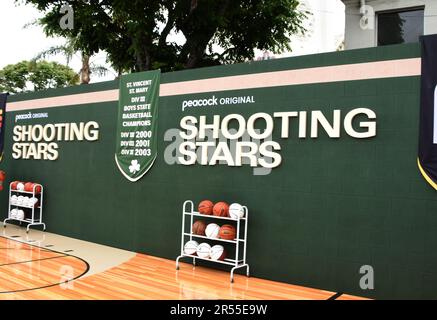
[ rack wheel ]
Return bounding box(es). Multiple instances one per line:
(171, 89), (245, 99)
(176, 266), (179, 270)
(231, 278), (234, 283)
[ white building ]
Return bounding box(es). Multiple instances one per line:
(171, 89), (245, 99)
(288, 0), (345, 56)
(342, 0), (437, 49)
(255, 0), (346, 60)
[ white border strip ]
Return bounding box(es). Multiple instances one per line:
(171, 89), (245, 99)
(7, 58), (421, 112)
(114, 154), (157, 182)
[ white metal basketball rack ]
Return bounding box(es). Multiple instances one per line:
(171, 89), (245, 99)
(176, 200), (250, 283)
(3, 183), (45, 233)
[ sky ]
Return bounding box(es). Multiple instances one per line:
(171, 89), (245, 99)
(0, 0), (114, 81)
(0, 0), (345, 83)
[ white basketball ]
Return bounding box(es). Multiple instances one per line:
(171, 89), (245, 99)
(17, 183), (25, 191)
(196, 243), (211, 259)
(210, 245), (226, 261)
(17, 196), (24, 205)
(23, 197), (30, 206)
(229, 203), (245, 219)
(11, 195), (18, 205)
(10, 209), (17, 219)
(183, 240), (199, 255)
(205, 223), (220, 239)
(30, 197), (38, 207)
(16, 210), (25, 220)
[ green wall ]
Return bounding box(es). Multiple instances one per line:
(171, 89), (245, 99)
(3, 43), (435, 299)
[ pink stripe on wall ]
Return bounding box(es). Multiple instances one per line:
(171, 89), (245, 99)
(160, 58), (421, 96)
(8, 90), (119, 112)
(6, 58), (421, 112)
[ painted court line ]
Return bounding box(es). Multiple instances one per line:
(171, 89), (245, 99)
(0, 235), (90, 294)
(327, 292), (344, 300)
(0, 247), (51, 251)
(0, 254), (68, 267)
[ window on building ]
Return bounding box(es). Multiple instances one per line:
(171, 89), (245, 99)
(377, 8), (424, 46)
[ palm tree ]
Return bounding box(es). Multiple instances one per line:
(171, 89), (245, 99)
(34, 38), (110, 84)
(26, 20), (111, 84)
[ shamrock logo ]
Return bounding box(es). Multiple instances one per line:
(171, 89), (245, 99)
(129, 159), (141, 174)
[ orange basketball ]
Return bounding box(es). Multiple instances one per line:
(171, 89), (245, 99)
(34, 184), (42, 194)
(24, 182), (41, 193)
(198, 200), (214, 215)
(10, 181), (20, 190)
(24, 182), (33, 192)
(219, 224), (236, 240)
(192, 220), (207, 236)
(213, 202), (229, 217)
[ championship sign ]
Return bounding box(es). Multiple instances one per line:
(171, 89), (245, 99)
(418, 35), (437, 190)
(115, 70), (161, 182)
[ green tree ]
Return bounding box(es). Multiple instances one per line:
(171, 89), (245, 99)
(18, 0), (306, 72)
(0, 60), (79, 93)
(34, 40), (110, 84)
(26, 18), (110, 84)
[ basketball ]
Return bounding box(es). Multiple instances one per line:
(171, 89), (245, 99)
(213, 202), (229, 217)
(192, 220), (207, 236)
(11, 181), (20, 190)
(205, 223), (220, 239)
(17, 196), (24, 205)
(24, 182), (41, 193)
(229, 203), (245, 219)
(34, 184), (42, 194)
(30, 197), (39, 207)
(16, 210), (25, 221)
(198, 200), (214, 215)
(196, 243), (211, 259)
(23, 197), (30, 207)
(210, 245), (226, 261)
(219, 224), (237, 240)
(24, 182), (33, 192)
(183, 240), (199, 255)
(17, 182), (25, 191)
(10, 209), (17, 219)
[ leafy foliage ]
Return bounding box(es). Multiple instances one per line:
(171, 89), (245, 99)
(0, 60), (80, 93)
(18, 0), (306, 72)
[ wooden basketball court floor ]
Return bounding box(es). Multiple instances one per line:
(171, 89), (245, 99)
(0, 225), (366, 300)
